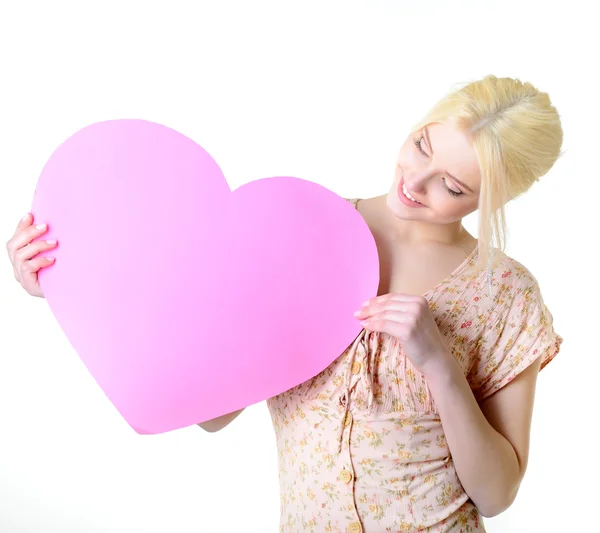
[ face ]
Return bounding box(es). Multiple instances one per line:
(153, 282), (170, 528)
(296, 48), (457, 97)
(386, 120), (481, 225)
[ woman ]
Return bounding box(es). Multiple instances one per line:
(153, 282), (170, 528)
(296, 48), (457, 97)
(7, 75), (563, 532)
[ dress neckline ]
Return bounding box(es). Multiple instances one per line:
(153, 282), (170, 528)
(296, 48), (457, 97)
(421, 245), (479, 298)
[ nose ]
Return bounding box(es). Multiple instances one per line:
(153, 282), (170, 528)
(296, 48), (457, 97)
(404, 174), (428, 194)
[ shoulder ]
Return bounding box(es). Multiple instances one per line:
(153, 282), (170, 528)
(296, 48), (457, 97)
(487, 251), (551, 331)
(491, 252), (544, 304)
(342, 198), (361, 208)
(469, 252), (562, 398)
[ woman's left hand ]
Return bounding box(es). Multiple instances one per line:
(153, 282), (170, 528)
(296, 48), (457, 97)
(354, 294), (452, 376)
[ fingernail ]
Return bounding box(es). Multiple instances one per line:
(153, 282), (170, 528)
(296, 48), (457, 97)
(47, 257), (55, 262)
(21, 213), (30, 222)
(35, 224), (46, 230)
(46, 240), (56, 245)
(353, 310), (361, 317)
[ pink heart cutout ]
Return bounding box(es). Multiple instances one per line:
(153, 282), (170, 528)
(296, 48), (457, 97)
(31, 119), (379, 434)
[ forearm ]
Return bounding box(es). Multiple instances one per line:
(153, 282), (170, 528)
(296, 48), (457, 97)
(423, 354), (522, 517)
(197, 408), (244, 432)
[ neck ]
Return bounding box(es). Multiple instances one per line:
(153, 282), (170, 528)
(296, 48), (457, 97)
(377, 194), (473, 247)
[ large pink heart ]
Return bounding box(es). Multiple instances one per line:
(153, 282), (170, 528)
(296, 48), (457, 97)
(31, 120), (379, 434)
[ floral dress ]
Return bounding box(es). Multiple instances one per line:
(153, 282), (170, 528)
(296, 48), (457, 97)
(266, 198), (562, 533)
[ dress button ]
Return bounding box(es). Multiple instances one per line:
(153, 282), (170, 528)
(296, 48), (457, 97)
(348, 522), (362, 533)
(340, 469), (353, 483)
(351, 361), (361, 374)
(344, 412), (352, 426)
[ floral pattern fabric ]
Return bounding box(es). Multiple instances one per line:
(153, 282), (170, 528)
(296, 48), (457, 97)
(267, 198), (562, 533)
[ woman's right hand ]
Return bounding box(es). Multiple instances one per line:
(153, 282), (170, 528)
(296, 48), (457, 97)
(6, 213), (58, 298)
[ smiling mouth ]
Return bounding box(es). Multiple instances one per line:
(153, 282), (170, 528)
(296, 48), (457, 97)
(402, 182), (422, 204)
(400, 178), (425, 206)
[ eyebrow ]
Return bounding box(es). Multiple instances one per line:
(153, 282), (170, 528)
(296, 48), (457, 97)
(423, 126), (474, 193)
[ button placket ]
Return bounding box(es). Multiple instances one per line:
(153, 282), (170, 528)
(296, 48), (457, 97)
(337, 392), (349, 452)
(335, 340), (364, 533)
(344, 411), (352, 427)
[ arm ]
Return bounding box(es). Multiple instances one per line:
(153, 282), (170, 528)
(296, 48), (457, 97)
(356, 288), (555, 517)
(197, 408), (245, 432)
(424, 354), (541, 517)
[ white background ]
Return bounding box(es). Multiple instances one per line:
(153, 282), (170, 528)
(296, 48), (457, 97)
(0, 1), (597, 532)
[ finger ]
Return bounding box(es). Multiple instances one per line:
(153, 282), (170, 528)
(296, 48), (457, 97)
(361, 293), (424, 308)
(13, 240), (56, 284)
(355, 301), (418, 320)
(7, 223), (49, 260)
(15, 238), (57, 263)
(20, 256), (55, 288)
(7, 213), (34, 257)
(363, 309), (412, 324)
(361, 316), (407, 335)
(15, 212), (32, 233)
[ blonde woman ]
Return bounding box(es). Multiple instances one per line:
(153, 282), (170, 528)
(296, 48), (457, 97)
(7, 75), (563, 532)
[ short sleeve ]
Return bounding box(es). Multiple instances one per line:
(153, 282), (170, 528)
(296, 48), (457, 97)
(468, 265), (563, 402)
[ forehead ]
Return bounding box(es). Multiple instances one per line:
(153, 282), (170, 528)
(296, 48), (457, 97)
(427, 121), (481, 191)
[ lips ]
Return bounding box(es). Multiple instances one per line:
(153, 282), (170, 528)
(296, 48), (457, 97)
(398, 177), (426, 208)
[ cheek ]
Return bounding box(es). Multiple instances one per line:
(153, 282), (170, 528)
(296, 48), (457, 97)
(430, 190), (478, 218)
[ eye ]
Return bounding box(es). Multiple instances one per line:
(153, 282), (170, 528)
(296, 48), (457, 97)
(442, 178), (463, 197)
(413, 135), (463, 198)
(412, 136), (428, 156)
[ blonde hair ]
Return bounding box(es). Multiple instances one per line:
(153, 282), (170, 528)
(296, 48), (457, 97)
(411, 75), (563, 272)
